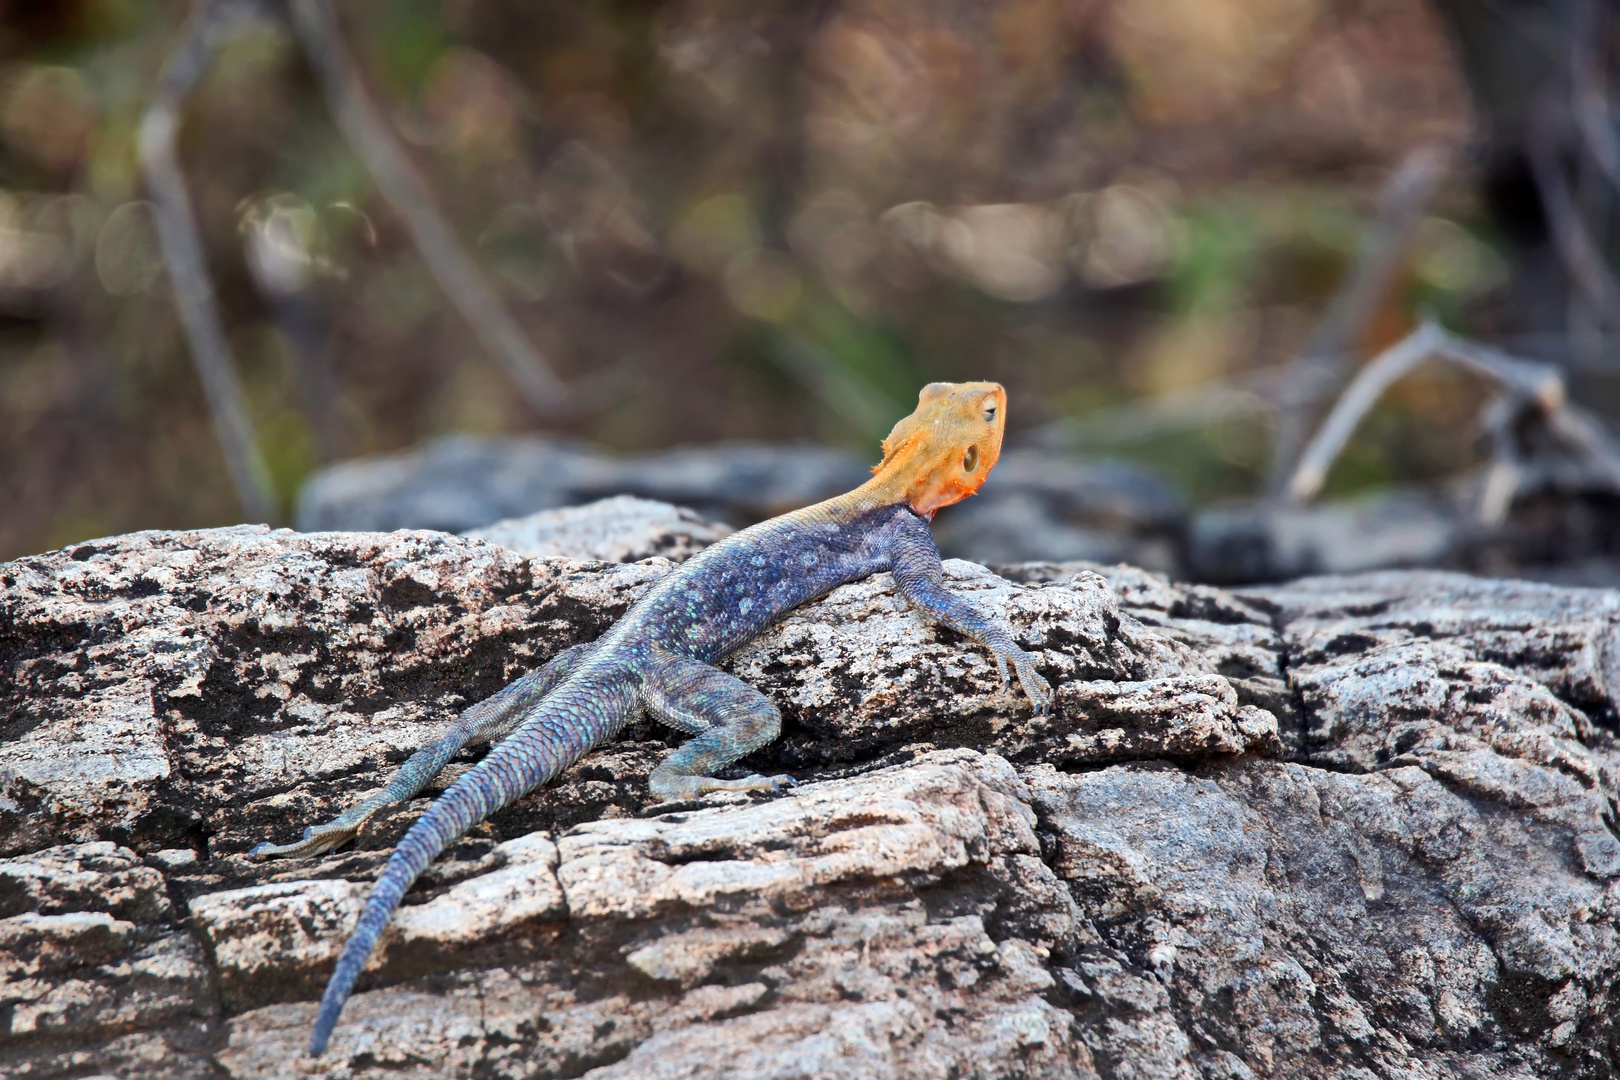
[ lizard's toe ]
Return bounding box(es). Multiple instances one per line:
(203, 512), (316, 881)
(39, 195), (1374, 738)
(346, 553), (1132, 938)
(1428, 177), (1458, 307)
(246, 822), (359, 860)
(649, 772), (795, 801)
(1014, 662), (1052, 717)
(723, 772), (797, 796)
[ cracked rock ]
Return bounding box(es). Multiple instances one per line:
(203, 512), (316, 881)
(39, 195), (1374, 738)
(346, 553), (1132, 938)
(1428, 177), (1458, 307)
(7, 529), (1620, 1076)
(465, 496), (734, 564)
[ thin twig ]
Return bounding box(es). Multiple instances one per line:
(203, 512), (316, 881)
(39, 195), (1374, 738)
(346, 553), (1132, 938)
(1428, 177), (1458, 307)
(138, 0), (278, 522)
(241, 197), (349, 461)
(1285, 322), (1446, 503)
(287, 0), (572, 417)
(1429, 334), (1565, 406)
(1574, 89), (1620, 194)
(1571, 0), (1620, 194)
(1541, 406), (1620, 488)
(1265, 144), (1450, 495)
(1285, 320), (1612, 505)
(1476, 394), (1523, 527)
(1527, 96), (1620, 333)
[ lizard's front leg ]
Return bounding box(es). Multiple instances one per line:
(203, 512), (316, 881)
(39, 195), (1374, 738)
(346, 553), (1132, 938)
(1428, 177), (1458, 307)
(248, 640), (599, 858)
(888, 516), (1052, 714)
(638, 647), (795, 801)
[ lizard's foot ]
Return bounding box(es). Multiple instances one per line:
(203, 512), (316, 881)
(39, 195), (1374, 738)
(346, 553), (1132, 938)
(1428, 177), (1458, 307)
(992, 646), (1053, 716)
(1017, 660), (1053, 716)
(649, 772), (797, 801)
(246, 820), (362, 860)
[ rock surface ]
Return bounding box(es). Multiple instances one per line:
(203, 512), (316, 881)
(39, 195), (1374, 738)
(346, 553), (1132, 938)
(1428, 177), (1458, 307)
(465, 496), (734, 564)
(5, 528), (1620, 1077)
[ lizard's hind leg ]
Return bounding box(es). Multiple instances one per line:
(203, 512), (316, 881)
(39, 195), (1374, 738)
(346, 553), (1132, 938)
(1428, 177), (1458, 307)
(249, 641), (598, 858)
(640, 648), (794, 801)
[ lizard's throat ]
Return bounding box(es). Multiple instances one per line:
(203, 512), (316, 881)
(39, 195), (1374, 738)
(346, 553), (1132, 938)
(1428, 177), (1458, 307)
(857, 463), (984, 518)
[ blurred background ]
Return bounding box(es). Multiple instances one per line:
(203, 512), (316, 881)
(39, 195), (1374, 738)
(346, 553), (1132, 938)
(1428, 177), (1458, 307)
(2, 0), (1619, 584)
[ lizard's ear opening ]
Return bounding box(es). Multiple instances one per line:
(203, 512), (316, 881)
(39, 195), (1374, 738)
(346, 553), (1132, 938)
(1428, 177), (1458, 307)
(963, 445), (981, 473)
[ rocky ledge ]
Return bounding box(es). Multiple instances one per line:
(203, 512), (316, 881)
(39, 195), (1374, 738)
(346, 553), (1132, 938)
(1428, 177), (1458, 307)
(4, 515), (1620, 1078)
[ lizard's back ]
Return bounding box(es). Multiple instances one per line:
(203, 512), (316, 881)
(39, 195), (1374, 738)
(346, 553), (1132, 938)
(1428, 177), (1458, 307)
(603, 499), (912, 663)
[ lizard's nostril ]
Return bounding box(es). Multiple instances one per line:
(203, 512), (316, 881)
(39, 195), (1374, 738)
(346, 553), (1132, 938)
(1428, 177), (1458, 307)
(963, 445), (980, 472)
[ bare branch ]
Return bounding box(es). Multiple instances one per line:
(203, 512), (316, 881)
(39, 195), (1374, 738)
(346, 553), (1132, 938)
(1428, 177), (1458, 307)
(287, 0), (572, 417)
(1284, 322), (1446, 503)
(1527, 96), (1620, 333)
(1265, 144), (1450, 495)
(1574, 91), (1620, 195)
(1571, 0), (1620, 194)
(1428, 334), (1565, 407)
(1541, 405), (1620, 488)
(1285, 319), (1615, 507)
(138, 0), (278, 522)
(1302, 147), (1452, 374)
(242, 195), (349, 462)
(1476, 394), (1522, 527)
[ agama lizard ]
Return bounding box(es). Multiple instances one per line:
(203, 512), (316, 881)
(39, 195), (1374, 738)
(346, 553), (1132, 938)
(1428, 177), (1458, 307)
(250, 381), (1051, 1055)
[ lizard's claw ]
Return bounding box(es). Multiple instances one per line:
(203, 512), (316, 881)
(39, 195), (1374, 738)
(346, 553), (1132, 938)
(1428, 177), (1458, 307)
(1019, 662), (1053, 716)
(995, 647), (1052, 716)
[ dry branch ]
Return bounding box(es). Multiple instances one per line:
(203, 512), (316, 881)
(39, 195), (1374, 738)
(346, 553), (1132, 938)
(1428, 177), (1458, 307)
(1528, 96), (1620, 334)
(1283, 319), (1620, 514)
(287, 0), (573, 418)
(1264, 144), (1450, 495)
(1284, 322), (1447, 503)
(1574, 86), (1620, 194)
(138, 0), (277, 522)
(1476, 394), (1522, 527)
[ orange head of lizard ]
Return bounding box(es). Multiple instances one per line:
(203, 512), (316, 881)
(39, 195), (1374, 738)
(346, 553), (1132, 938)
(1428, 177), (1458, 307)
(870, 381), (1007, 519)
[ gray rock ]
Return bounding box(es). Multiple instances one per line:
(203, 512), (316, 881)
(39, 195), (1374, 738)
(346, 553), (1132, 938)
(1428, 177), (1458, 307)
(294, 435), (618, 534)
(465, 496), (733, 563)
(932, 453), (1183, 573)
(0, 526), (668, 859)
(295, 436), (869, 534)
(1239, 569), (1620, 719)
(1182, 486), (1620, 587)
(6, 531), (1620, 1076)
(1187, 488), (1461, 585)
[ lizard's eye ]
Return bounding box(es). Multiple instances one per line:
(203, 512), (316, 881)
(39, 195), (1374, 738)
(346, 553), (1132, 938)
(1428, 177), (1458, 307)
(963, 445), (980, 473)
(981, 398), (998, 423)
